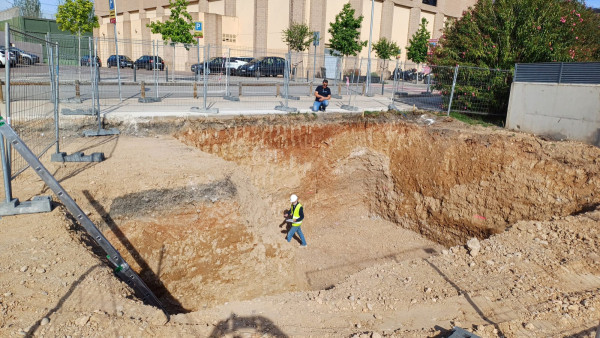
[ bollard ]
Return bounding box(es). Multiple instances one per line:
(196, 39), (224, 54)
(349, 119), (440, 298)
(75, 80), (80, 100)
(133, 65), (137, 82)
(338, 83), (341, 96)
(276, 83), (280, 97)
(362, 82), (366, 95)
(165, 67), (168, 82)
(0, 80), (3, 102)
(141, 81), (145, 98)
(239, 83), (242, 96)
(193, 82), (197, 99)
(308, 83), (312, 96)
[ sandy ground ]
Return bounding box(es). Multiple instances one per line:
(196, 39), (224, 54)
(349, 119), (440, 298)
(1, 112), (600, 337)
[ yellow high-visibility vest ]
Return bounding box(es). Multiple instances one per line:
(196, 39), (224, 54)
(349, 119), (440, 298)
(290, 203), (303, 227)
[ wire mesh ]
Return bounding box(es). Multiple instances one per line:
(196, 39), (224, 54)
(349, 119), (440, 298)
(25, 34), (514, 117)
(4, 28), (58, 179)
(446, 66), (513, 115)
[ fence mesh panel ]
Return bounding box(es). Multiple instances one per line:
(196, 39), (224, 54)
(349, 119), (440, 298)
(5, 29), (57, 178)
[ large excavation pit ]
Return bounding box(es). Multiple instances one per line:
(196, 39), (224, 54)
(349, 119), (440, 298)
(102, 116), (600, 314)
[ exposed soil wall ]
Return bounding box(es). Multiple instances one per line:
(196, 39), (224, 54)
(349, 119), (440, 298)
(176, 118), (600, 247)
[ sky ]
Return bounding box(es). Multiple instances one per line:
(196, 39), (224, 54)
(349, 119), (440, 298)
(0, 0), (599, 19)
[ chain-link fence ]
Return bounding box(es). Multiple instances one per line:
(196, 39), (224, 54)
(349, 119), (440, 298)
(28, 35), (514, 117)
(1, 25), (58, 204)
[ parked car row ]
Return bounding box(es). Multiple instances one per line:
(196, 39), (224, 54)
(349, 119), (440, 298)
(80, 55), (165, 70)
(0, 46), (40, 67)
(191, 56), (287, 77)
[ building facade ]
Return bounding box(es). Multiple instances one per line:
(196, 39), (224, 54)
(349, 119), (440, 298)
(94, 0), (477, 71)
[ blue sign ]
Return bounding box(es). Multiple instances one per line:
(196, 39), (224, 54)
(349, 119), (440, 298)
(195, 22), (203, 31)
(109, 0), (115, 11)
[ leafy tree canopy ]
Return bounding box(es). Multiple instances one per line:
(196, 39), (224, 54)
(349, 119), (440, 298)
(406, 18), (430, 64)
(327, 3), (367, 56)
(429, 0), (600, 68)
(373, 37), (401, 60)
(13, 0), (41, 18)
(282, 22), (314, 52)
(147, 0), (200, 46)
(56, 0), (98, 35)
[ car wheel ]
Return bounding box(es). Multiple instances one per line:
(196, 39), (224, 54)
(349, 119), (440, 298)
(107, 63), (111, 68)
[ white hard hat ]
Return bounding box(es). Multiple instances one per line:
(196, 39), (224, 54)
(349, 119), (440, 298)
(290, 194), (298, 203)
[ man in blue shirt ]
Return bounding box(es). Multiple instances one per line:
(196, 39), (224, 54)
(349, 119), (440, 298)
(313, 79), (331, 112)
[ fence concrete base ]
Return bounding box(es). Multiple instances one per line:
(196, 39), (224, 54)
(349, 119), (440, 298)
(341, 104), (360, 111)
(51, 151), (105, 163)
(0, 196), (52, 216)
(60, 98), (83, 104)
(281, 95), (300, 100)
(190, 107), (219, 114)
(274, 105), (297, 113)
(83, 128), (120, 137)
(138, 97), (162, 103)
(62, 108), (97, 116)
(224, 96), (240, 101)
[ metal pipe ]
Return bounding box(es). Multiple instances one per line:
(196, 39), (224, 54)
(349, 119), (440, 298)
(203, 45), (208, 110)
(95, 38), (101, 122)
(54, 43), (60, 154)
(113, 0), (122, 102)
(89, 37), (96, 118)
(447, 64), (460, 116)
(366, 0), (374, 96)
(3, 23), (12, 202)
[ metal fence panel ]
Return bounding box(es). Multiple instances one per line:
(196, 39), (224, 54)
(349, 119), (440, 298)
(4, 28), (58, 178)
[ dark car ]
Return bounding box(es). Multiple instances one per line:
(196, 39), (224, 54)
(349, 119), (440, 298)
(237, 56), (286, 77)
(106, 55), (134, 68)
(134, 55), (165, 70)
(80, 55), (102, 67)
(190, 57), (227, 75)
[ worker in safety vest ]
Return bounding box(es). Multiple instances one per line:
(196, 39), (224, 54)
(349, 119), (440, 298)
(284, 194), (307, 247)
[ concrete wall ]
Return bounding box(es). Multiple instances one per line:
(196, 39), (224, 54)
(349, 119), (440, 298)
(506, 82), (600, 147)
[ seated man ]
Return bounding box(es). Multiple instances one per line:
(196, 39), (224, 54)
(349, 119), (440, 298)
(313, 79), (331, 112)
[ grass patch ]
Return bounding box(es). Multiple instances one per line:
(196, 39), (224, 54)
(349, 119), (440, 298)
(449, 111), (505, 127)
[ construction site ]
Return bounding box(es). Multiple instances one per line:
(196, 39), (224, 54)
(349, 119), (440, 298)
(1, 111), (600, 337)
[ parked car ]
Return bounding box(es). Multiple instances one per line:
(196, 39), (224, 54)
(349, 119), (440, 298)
(0, 48), (17, 67)
(106, 55), (134, 68)
(12, 47), (39, 64)
(80, 55), (102, 67)
(0, 50), (17, 67)
(226, 57), (253, 75)
(190, 57), (227, 75)
(237, 56), (286, 77)
(134, 55), (165, 70)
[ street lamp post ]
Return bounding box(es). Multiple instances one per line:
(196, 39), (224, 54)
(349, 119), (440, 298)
(366, 0), (374, 96)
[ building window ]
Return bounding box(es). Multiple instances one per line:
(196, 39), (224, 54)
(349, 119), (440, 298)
(422, 0), (437, 6)
(222, 34), (237, 43)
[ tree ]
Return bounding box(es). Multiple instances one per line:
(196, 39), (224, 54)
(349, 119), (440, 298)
(147, 0), (200, 46)
(429, 0), (600, 68)
(372, 37), (401, 86)
(327, 3), (367, 57)
(282, 22), (314, 52)
(373, 37), (401, 61)
(406, 18), (430, 65)
(56, 0), (98, 38)
(428, 0), (600, 115)
(56, 0), (99, 75)
(13, 0), (41, 18)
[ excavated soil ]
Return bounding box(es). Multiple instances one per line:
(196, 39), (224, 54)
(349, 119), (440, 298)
(1, 112), (600, 337)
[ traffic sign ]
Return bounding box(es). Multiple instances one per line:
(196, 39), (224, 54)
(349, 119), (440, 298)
(109, 0), (116, 24)
(313, 31), (320, 47)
